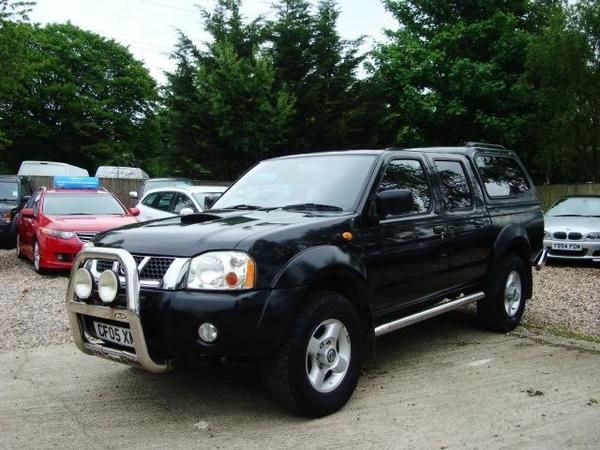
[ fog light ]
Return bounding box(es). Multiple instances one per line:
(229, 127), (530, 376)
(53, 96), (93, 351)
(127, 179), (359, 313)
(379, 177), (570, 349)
(198, 322), (218, 343)
(74, 268), (93, 299)
(98, 270), (118, 303)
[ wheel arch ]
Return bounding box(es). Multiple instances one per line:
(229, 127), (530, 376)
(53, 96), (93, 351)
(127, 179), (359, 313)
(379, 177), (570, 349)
(488, 225), (533, 298)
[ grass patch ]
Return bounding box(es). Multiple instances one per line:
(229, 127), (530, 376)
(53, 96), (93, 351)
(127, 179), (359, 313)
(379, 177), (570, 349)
(522, 320), (600, 344)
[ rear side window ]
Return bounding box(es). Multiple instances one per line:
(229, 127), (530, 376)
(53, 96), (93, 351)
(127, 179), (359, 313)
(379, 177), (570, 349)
(475, 155), (530, 197)
(142, 193), (158, 207)
(434, 160), (473, 210)
(152, 192), (176, 212)
(378, 159), (431, 214)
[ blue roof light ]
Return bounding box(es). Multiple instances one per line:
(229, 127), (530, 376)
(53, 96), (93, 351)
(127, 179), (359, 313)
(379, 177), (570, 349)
(54, 176), (100, 189)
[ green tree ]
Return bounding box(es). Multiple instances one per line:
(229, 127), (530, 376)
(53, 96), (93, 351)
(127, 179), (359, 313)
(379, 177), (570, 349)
(372, 0), (550, 157)
(163, 0), (294, 179)
(0, 0), (35, 160)
(267, 0), (364, 151)
(1, 22), (159, 173)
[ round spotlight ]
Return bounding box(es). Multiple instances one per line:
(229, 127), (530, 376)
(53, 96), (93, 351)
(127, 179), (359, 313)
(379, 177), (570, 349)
(198, 322), (218, 343)
(73, 268), (93, 299)
(98, 270), (119, 303)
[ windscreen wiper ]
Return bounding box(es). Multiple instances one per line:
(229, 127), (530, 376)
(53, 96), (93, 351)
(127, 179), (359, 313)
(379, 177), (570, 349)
(552, 214), (584, 217)
(224, 204), (263, 210)
(281, 203), (343, 212)
(0, 198), (16, 202)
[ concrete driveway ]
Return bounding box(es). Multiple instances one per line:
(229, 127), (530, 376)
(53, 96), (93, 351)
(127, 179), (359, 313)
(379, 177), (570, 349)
(1, 312), (599, 449)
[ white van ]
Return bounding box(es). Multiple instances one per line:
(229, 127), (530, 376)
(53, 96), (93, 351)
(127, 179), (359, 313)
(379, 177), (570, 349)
(94, 166), (149, 179)
(18, 161), (89, 177)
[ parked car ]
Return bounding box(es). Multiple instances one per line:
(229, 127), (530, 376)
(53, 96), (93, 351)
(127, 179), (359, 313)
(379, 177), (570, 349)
(65, 144), (544, 417)
(129, 177), (194, 200)
(136, 186), (228, 221)
(16, 177), (139, 273)
(543, 195), (600, 261)
(94, 166), (149, 179)
(0, 175), (33, 248)
(18, 161), (89, 177)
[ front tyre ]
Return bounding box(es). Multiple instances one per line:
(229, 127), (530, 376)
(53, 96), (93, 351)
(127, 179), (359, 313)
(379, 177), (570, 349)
(263, 290), (363, 417)
(32, 240), (45, 274)
(478, 254), (528, 332)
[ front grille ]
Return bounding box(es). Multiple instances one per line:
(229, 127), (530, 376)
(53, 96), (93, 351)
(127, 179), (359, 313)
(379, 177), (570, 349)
(553, 231), (567, 240)
(96, 260), (115, 272)
(140, 257), (174, 279)
(568, 232), (582, 240)
(76, 232), (98, 243)
(549, 249), (588, 257)
(93, 255), (175, 281)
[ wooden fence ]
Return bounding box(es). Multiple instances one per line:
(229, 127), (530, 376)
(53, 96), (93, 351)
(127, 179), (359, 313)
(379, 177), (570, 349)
(535, 184), (600, 209)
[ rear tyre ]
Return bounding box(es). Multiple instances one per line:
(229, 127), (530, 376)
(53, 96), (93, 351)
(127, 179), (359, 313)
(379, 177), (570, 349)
(478, 254), (528, 332)
(262, 290), (363, 417)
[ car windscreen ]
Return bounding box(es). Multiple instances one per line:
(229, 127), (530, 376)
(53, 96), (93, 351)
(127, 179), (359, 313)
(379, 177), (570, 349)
(212, 155), (377, 211)
(42, 193), (126, 215)
(546, 197), (600, 217)
(0, 181), (18, 202)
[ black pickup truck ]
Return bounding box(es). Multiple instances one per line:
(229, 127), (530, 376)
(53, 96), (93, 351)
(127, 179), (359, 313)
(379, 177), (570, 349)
(66, 143), (545, 417)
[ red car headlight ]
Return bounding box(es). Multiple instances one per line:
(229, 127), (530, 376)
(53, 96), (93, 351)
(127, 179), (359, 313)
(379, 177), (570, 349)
(40, 227), (75, 240)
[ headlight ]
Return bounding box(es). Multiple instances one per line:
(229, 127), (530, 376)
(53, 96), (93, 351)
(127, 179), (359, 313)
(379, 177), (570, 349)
(187, 251), (255, 290)
(543, 230), (550, 238)
(40, 227), (74, 240)
(586, 232), (600, 240)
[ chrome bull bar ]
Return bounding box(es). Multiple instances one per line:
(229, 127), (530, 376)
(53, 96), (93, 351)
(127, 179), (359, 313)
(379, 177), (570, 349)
(65, 247), (171, 373)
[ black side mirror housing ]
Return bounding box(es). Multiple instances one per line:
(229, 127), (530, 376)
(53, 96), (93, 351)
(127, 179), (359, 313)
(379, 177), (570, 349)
(204, 194), (221, 210)
(376, 189), (414, 217)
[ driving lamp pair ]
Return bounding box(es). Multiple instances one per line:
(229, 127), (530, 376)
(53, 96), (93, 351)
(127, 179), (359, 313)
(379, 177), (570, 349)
(73, 268), (118, 303)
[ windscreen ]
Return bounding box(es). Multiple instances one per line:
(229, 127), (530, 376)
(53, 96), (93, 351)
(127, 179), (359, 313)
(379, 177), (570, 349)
(43, 193), (126, 215)
(547, 197), (600, 217)
(0, 181), (18, 202)
(212, 155), (377, 211)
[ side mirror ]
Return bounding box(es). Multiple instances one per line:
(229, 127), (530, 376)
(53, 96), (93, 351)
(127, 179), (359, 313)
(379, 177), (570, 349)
(128, 207), (140, 217)
(376, 189), (414, 217)
(204, 194), (221, 210)
(180, 207), (194, 216)
(21, 207), (34, 218)
(129, 191), (138, 200)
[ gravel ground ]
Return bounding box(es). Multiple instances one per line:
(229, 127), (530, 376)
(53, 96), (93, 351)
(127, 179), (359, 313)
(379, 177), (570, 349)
(0, 249), (598, 352)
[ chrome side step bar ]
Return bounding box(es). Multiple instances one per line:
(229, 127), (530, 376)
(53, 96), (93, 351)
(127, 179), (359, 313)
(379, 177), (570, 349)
(374, 291), (485, 337)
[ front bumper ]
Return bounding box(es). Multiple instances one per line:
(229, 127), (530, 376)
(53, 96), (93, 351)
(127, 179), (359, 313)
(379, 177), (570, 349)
(66, 247), (304, 372)
(39, 234), (84, 269)
(543, 239), (600, 261)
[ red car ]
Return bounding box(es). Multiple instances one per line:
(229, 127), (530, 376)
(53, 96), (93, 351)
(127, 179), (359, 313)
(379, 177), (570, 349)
(16, 180), (139, 273)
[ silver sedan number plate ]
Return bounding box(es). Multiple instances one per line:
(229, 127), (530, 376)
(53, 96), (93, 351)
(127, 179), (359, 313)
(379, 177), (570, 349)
(94, 321), (134, 348)
(551, 242), (582, 251)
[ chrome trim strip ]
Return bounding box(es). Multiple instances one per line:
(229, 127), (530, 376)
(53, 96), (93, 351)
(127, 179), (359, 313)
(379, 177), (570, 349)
(374, 292), (485, 337)
(66, 247), (171, 373)
(534, 247), (548, 271)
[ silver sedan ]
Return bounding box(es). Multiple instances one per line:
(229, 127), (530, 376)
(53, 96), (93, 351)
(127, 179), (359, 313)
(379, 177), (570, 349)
(543, 195), (600, 261)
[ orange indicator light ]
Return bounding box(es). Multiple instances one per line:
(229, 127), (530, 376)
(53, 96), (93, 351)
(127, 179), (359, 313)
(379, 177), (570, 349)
(342, 231), (353, 240)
